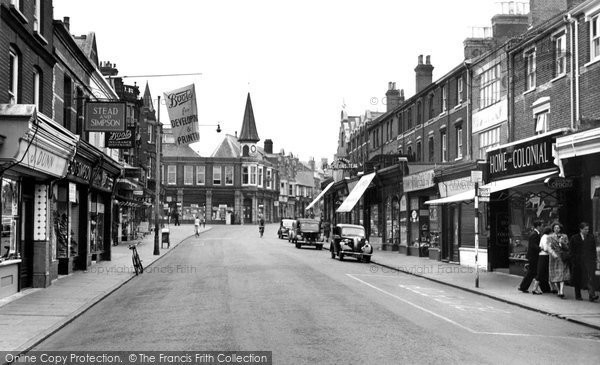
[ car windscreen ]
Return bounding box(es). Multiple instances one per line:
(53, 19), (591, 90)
(301, 223), (319, 231)
(341, 227), (365, 237)
(282, 220), (295, 227)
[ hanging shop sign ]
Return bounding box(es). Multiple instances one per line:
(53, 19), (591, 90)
(67, 156), (93, 183)
(105, 127), (136, 148)
(85, 102), (126, 132)
(163, 84), (199, 146)
(487, 133), (557, 180)
(545, 177), (573, 189)
(91, 169), (115, 192)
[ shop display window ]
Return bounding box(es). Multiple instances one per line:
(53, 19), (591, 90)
(370, 204), (381, 238)
(1, 178), (19, 260)
(55, 185), (69, 259)
(89, 194), (105, 254)
(509, 189), (560, 261)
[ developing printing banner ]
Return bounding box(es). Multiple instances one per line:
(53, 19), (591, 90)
(163, 84), (199, 146)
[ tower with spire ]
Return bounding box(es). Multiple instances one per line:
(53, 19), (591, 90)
(238, 93), (260, 157)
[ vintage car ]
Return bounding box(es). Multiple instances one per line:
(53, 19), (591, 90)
(289, 218), (323, 250)
(330, 224), (372, 262)
(277, 218), (296, 239)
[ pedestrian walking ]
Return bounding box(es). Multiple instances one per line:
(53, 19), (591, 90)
(194, 215), (200, 237)
(548, 222), (571, 298)
(569, 222), (599, 302)
(533, 226), (553, 294)
(518, 220), (542, 293)
(323, 220), (331, 242)
(201, 215), (206, 228)
(173, 210), (180, 226)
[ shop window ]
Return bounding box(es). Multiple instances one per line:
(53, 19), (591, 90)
(89, 194), (105, 254)
(54, 185), (69, 259)
(1, 178), (19, 259)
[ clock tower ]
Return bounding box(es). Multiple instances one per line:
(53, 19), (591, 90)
(238, 93), (260, 157)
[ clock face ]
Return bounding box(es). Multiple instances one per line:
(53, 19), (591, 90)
(250, 145), (257, 153)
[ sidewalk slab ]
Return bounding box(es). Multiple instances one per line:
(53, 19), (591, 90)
(0, 224), (209, 353)
(362, 246), (600, 330)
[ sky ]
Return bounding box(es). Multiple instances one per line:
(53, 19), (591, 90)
(53, 0), (503, 163)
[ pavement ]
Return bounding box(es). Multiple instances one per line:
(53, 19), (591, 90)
(0, 224), (599, 355)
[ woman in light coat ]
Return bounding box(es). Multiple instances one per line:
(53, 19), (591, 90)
(547, 222), (570, 298)
(532, 226), (553, 294)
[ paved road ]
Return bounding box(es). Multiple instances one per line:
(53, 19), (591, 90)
(33, 225), (600, 364)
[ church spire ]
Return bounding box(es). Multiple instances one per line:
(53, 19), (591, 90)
(238, 93), (260, 143)
(143, 82), (154, 112)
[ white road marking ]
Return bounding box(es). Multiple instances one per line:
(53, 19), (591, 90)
(346, 274), (600, 342)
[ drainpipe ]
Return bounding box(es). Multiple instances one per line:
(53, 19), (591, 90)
(566, 13), (575, 130)
(464, 61), (472, 160)
(574, 15), (580, 128)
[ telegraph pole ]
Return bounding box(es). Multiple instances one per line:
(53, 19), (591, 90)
(154, 95), (162, 255)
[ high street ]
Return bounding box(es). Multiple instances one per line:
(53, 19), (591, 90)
(30, 225), (600, 364)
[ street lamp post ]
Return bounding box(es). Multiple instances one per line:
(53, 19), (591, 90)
(154, 95), (162, 255)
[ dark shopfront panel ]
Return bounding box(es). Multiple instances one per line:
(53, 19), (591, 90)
(441, 202), (474, 263)
(488, 182), (574, 274)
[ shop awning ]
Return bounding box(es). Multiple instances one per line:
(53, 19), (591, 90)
(336, 172), (376, 213)
(556, 127), (600, 159)
(305, 181), (335, 211)
(425, 170), (557, 205)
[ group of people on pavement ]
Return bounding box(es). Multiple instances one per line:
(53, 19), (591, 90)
(519, 220), (599, 302)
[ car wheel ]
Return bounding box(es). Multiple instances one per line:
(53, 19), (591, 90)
(316, 244), (323, 250)
(278, 233), (282, 239)
(339, 252), (344, 261)
(295, 242), (301, 249)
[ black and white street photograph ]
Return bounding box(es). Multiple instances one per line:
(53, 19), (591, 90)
(1, 0), (600, 364)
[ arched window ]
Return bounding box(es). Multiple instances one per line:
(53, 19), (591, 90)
(242, 145), (249, 157)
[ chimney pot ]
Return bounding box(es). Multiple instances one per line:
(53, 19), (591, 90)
(418, 55), (423, 64)
(388, 82), (392, 90)
(63, 17), (70, 31)
(426, 55), (431, 65)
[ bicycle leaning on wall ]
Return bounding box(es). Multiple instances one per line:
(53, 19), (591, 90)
(129, 244), (144, 275)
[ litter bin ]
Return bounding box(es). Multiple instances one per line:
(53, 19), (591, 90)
(161, 228), (170, 248)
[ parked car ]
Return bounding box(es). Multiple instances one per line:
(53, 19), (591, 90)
(330, 224), (372, 262)
(278, 218), (296, 239)
(289, 218), (323, 250)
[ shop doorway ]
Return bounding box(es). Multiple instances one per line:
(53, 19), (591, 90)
(243, 199), (253, 223)
(489, 200), (510, 269)
(442, 204), (460, 262)
(19, 195), (34, 288)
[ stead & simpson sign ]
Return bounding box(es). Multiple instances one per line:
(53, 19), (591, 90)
(85, 102), (126, 132)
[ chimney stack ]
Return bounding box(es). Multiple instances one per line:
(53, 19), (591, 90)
(100, 61), (118, 77)
(309, 158), (315, 171)
(415, 55), (434, 94)
(385, 82), (402, 112)
(529, 0), (567, 28)
(264, 139), (273, 154)
(63, 17), (70, 31)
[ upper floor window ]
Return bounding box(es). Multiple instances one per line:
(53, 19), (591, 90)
(525, 50), (536, 91)
(33, 0), (41, 33)
(417, 101), (422, 125)
(33, 68), (41, 109)
(167, 165), (176, 185)
(258, 166), (263, 187)
(456, 126), (463, 159)
(416, 140), (422, 161)
(196, 165), (205, 185)
(288, 183), (293, 196)
(266, 168), (272, 189)
(534, 111), (548, 135)
(407, 108), (413, 129)
(213, 166), (222, 185)
(398, 113), (404, 134)
(250, 165), (257, 185)
(148, 125), (154, 143)
(243, 166), (249, 185)
(554, 33), (567, 76)
(441, 85), (447, 112)
(479, 127), (501, 159)
(441, 131), (448, 162)
(479, 64), (500, 108)
(225, 166), (234, 185)
(428, 136), (434, 162)
(457, 77), (463, 104)
(591, 15), (600, 61)
(9, 47), (18, 104)
(429, 94), (435, 119)
(184, 166), (194, 185)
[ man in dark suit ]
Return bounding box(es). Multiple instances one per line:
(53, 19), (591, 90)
(570, 222), (599, 302)
(519, 220), (542, 293)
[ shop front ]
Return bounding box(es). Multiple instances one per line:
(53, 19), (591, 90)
(401, 168), (436, 257)
(89, 156), (120, 263)
(0, 105), (77, 293)
(337, 172), (376, 244)
(485, 131), (572, 275)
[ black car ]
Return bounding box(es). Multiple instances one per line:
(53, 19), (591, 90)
(330, 224), (372, 262)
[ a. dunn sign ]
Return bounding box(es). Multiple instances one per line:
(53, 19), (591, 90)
(85, 102), (126, 132)
(488, 134), (557, 179)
